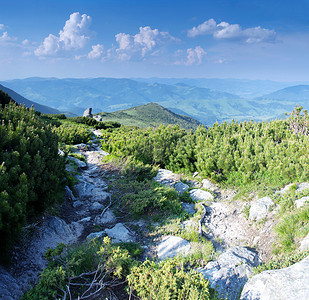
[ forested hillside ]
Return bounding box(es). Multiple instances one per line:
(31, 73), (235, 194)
(96, 102), (202, 130)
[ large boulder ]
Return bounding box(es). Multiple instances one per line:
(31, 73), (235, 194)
(83, 107), (93, 118)
(241, 256), (309, 300)
(249, 197), (274, 221)
(189, 189), (214, 202)
(174, 181), (189, 194)
(157, 236), (191, 260)
(197, 247), (260, 300)
(202, 179), (217, 191)
(104, 223), (133, 243)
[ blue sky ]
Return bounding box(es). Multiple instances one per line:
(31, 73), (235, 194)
(0, 0), (309, 81)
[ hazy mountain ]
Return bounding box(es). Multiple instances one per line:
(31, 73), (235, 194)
(2, 77), (308, 125)
(0, 83), (60, 114)
(96, 102), (202, 130)
(258, 85), (309, 102)
(133, 78), (305, 98)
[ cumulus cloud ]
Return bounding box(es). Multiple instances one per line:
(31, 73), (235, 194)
(35, 12), (92, 57)
(0, 24), (4, 31)
(175, 46), (206, 66)
(188, 19), (276, 43)
(88, 44), (104, 59)
(114, 26), (177, 60)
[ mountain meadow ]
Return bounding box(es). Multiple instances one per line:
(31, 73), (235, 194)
(1, 85), (309, 299)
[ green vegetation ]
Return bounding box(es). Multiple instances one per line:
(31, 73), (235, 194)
(128, 258), (211, 300)
(0, 100), (65, 257)
(101, 108), (309, 193)
(96, 103), (202, 130)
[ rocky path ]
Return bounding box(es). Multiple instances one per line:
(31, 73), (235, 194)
(1, 131), (309, 300)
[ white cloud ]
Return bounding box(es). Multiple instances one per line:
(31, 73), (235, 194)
(0, 24), (4, 31)
(88, 44), (104, 59)
(114, 26), (176, 60)
(35, 12), (92, 57)
(0, 31), (17, 42)
(175, 46), (206, 66)
(188, 19), (276, 43)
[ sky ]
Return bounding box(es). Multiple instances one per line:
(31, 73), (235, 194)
(0, 0), (309, 81)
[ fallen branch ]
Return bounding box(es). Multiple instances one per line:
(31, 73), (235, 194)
(199, 203), (208, 238)
(100, 195), (113, 217)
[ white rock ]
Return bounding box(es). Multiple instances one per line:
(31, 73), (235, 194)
(104, 223), (133, 243)
(241, 256), (309, 300)
(299, 233), (309, 252)
(153, 169), (180, 187)
(295, 196), (309, 209)
(189, 189), (214, 202)
(181, 203), (196, 215)
(87, 231), (105, 240)
(202, 179), (217, 190)
(279, 182), (309, 195)
(157, 236), (191, 260)
(74, 181), (95, 198)
(174, 181), (189, 194)
(249, 197), (274, 221)
(198, 247), (260, 300)
(78, 217), (91, 223)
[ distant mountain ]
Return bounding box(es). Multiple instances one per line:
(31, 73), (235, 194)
(133, 78), (304, 98)
(2, 77), (308, 126)
(258, 85), (309, 102)
(0, 84), (60, 114)
(96, 102), (202, 130)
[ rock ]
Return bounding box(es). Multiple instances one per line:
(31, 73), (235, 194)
(157, 236), (191, 260)
(181, 203), (196, 215)
(249, 197), (274, 221)
(65, 185), (76, 201)
(241, 256), (309, 300)
(90, 201), (104, 211)
(202, 179), (217, 190)
(74, 181), (95, 198)
(104, 223), (133, 243)
(67, 156), (87, 169)
(189, 189), (214, 202)
(198, 247), (260, 300)
(174, 181), (189, 194)
(78, 217), (91, 223)
(295, 196), (309, 209)
(83, 107), (93, 118)
(299, 233), (309, 252)
(279, 182), (309, 194)
(182, 219), (195, 230)
(153, 169), (180, 187)
(87, 231), (106, 240)
(0, 266), (22, 300)
(93, 115), (102, 122)
(94, 209), (116, 225)
(73, 200), (83, 208)
(92, 129), (102, 136)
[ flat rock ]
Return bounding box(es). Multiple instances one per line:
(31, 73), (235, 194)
(87, 231), (106, 240)
(90, 201), (104, 211)
(241, 256), (309, 300)
(249, 197), (274, 221)
(280, 182), (309, 194)
(198, 247), (260, 300)
(67, 156), (87, 169)
(202, 179), (217, 190)
(174, 181), (189, 194)
(74, 181), (95, 198)
(153, 169), (180, 187)
(104, 223), (133, 243)
(189, 189), (214, 202)
(295, 196), (309, 209)
(94, 209), (116, 225)
(0, 266), (22, 300)
(157, 236), (191, 260)
(299, 233), (309, 252)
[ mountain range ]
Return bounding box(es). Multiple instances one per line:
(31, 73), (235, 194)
(1, 77), (309, 125)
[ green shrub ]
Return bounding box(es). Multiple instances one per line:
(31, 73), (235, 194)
(127, 258), (211, 300)
(0, 102), (65, 257)
(23, 237), (134, 300)
(53, 123), (93, 144)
